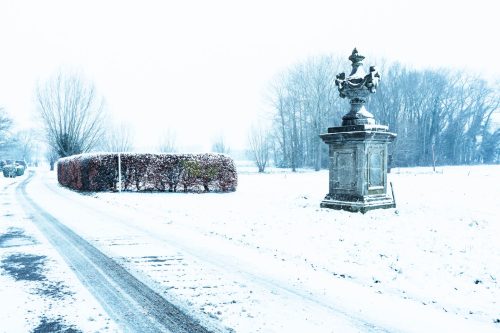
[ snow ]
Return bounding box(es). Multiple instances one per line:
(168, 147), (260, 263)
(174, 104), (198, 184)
(2, 164), (500, 332)
(0, 175), (120, 333)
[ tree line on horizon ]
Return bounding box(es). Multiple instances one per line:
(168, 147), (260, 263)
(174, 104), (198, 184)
(1, 54), (498, 172)
(261, 55), (499, 171)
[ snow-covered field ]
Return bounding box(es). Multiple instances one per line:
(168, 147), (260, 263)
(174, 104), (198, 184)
(1, 164), (499, 332)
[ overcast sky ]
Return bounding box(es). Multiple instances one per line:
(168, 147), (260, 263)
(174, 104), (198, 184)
(0, 0), (498, 151)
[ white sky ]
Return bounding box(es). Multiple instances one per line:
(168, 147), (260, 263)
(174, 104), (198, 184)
(0, 0), (498, 151)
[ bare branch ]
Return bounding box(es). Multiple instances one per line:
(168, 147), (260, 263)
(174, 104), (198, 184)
(36, 71), (106, 157)
(248, 123), (271, 172)
(158, 130), (177, 153)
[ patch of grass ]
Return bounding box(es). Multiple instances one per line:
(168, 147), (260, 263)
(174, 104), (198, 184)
(0, 228), (37, 248)
(0, 253), (46, 281)
(32, 316), (82, 333)
(36, 280), (74, 300)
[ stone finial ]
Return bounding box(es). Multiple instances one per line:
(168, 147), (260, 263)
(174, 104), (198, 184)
(348, 48), (365, 66)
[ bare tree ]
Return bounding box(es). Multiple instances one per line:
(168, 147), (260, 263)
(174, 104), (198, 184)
(268, 73), (290, 168)
(45, 147), (59, 171)
(13, 129), (37, 164)
(211, 135), (230, 154)
(36, 71), (106, 157)
(0, 107), (13, 148)
(101, 122), (134, 152)
(248, 124), (271, 172)
(158, 130), (177, 153)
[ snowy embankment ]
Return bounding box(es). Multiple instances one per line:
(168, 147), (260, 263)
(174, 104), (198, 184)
(23, 165), (500, 332)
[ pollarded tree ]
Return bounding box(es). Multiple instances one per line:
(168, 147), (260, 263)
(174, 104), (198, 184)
(248, 123), (271, 172)
(45, 146), (59, 171)
(36, 71), (106, 157)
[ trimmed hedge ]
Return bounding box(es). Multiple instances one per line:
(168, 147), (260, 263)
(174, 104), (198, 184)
(57, 153), (238, 192)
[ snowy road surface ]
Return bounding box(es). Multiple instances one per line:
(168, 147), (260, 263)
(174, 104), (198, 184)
(0, 174), (119, 332)
(1, 166), (499, 332)
(17, 171), (216, 333)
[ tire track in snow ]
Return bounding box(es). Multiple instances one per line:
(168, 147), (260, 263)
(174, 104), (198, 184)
(16, 171), (219, 333)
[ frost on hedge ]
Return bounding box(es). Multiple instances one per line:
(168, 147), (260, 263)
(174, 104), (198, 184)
(57, 153), (238, 193)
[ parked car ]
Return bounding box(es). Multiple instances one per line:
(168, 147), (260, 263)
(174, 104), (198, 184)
(15, 164), (25, 176)
(2, 164), (17, 178)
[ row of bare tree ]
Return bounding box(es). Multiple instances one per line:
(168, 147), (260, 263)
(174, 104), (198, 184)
(261, 55), (499, 171)
(369, 64), (499, 166)
(266, 56), (344, 171)
(0, 108), (42, 165)
(4, 60), (497, 172)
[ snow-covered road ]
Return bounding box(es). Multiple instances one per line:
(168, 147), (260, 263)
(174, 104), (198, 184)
(17, 170), (215, 333)
(0, 173), (120, 332)
(14, 166), (500, 333)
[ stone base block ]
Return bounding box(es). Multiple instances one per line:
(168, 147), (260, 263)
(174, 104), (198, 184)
(320, 196), (395, 214)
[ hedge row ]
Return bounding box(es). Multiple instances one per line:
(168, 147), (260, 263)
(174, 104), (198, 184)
(57, 153), (238, 192)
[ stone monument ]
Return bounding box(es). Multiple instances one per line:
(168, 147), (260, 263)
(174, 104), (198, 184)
(320, 48), (396, 213)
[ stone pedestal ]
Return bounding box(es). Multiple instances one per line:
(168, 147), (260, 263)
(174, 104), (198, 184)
(320, 124), (396, 213)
